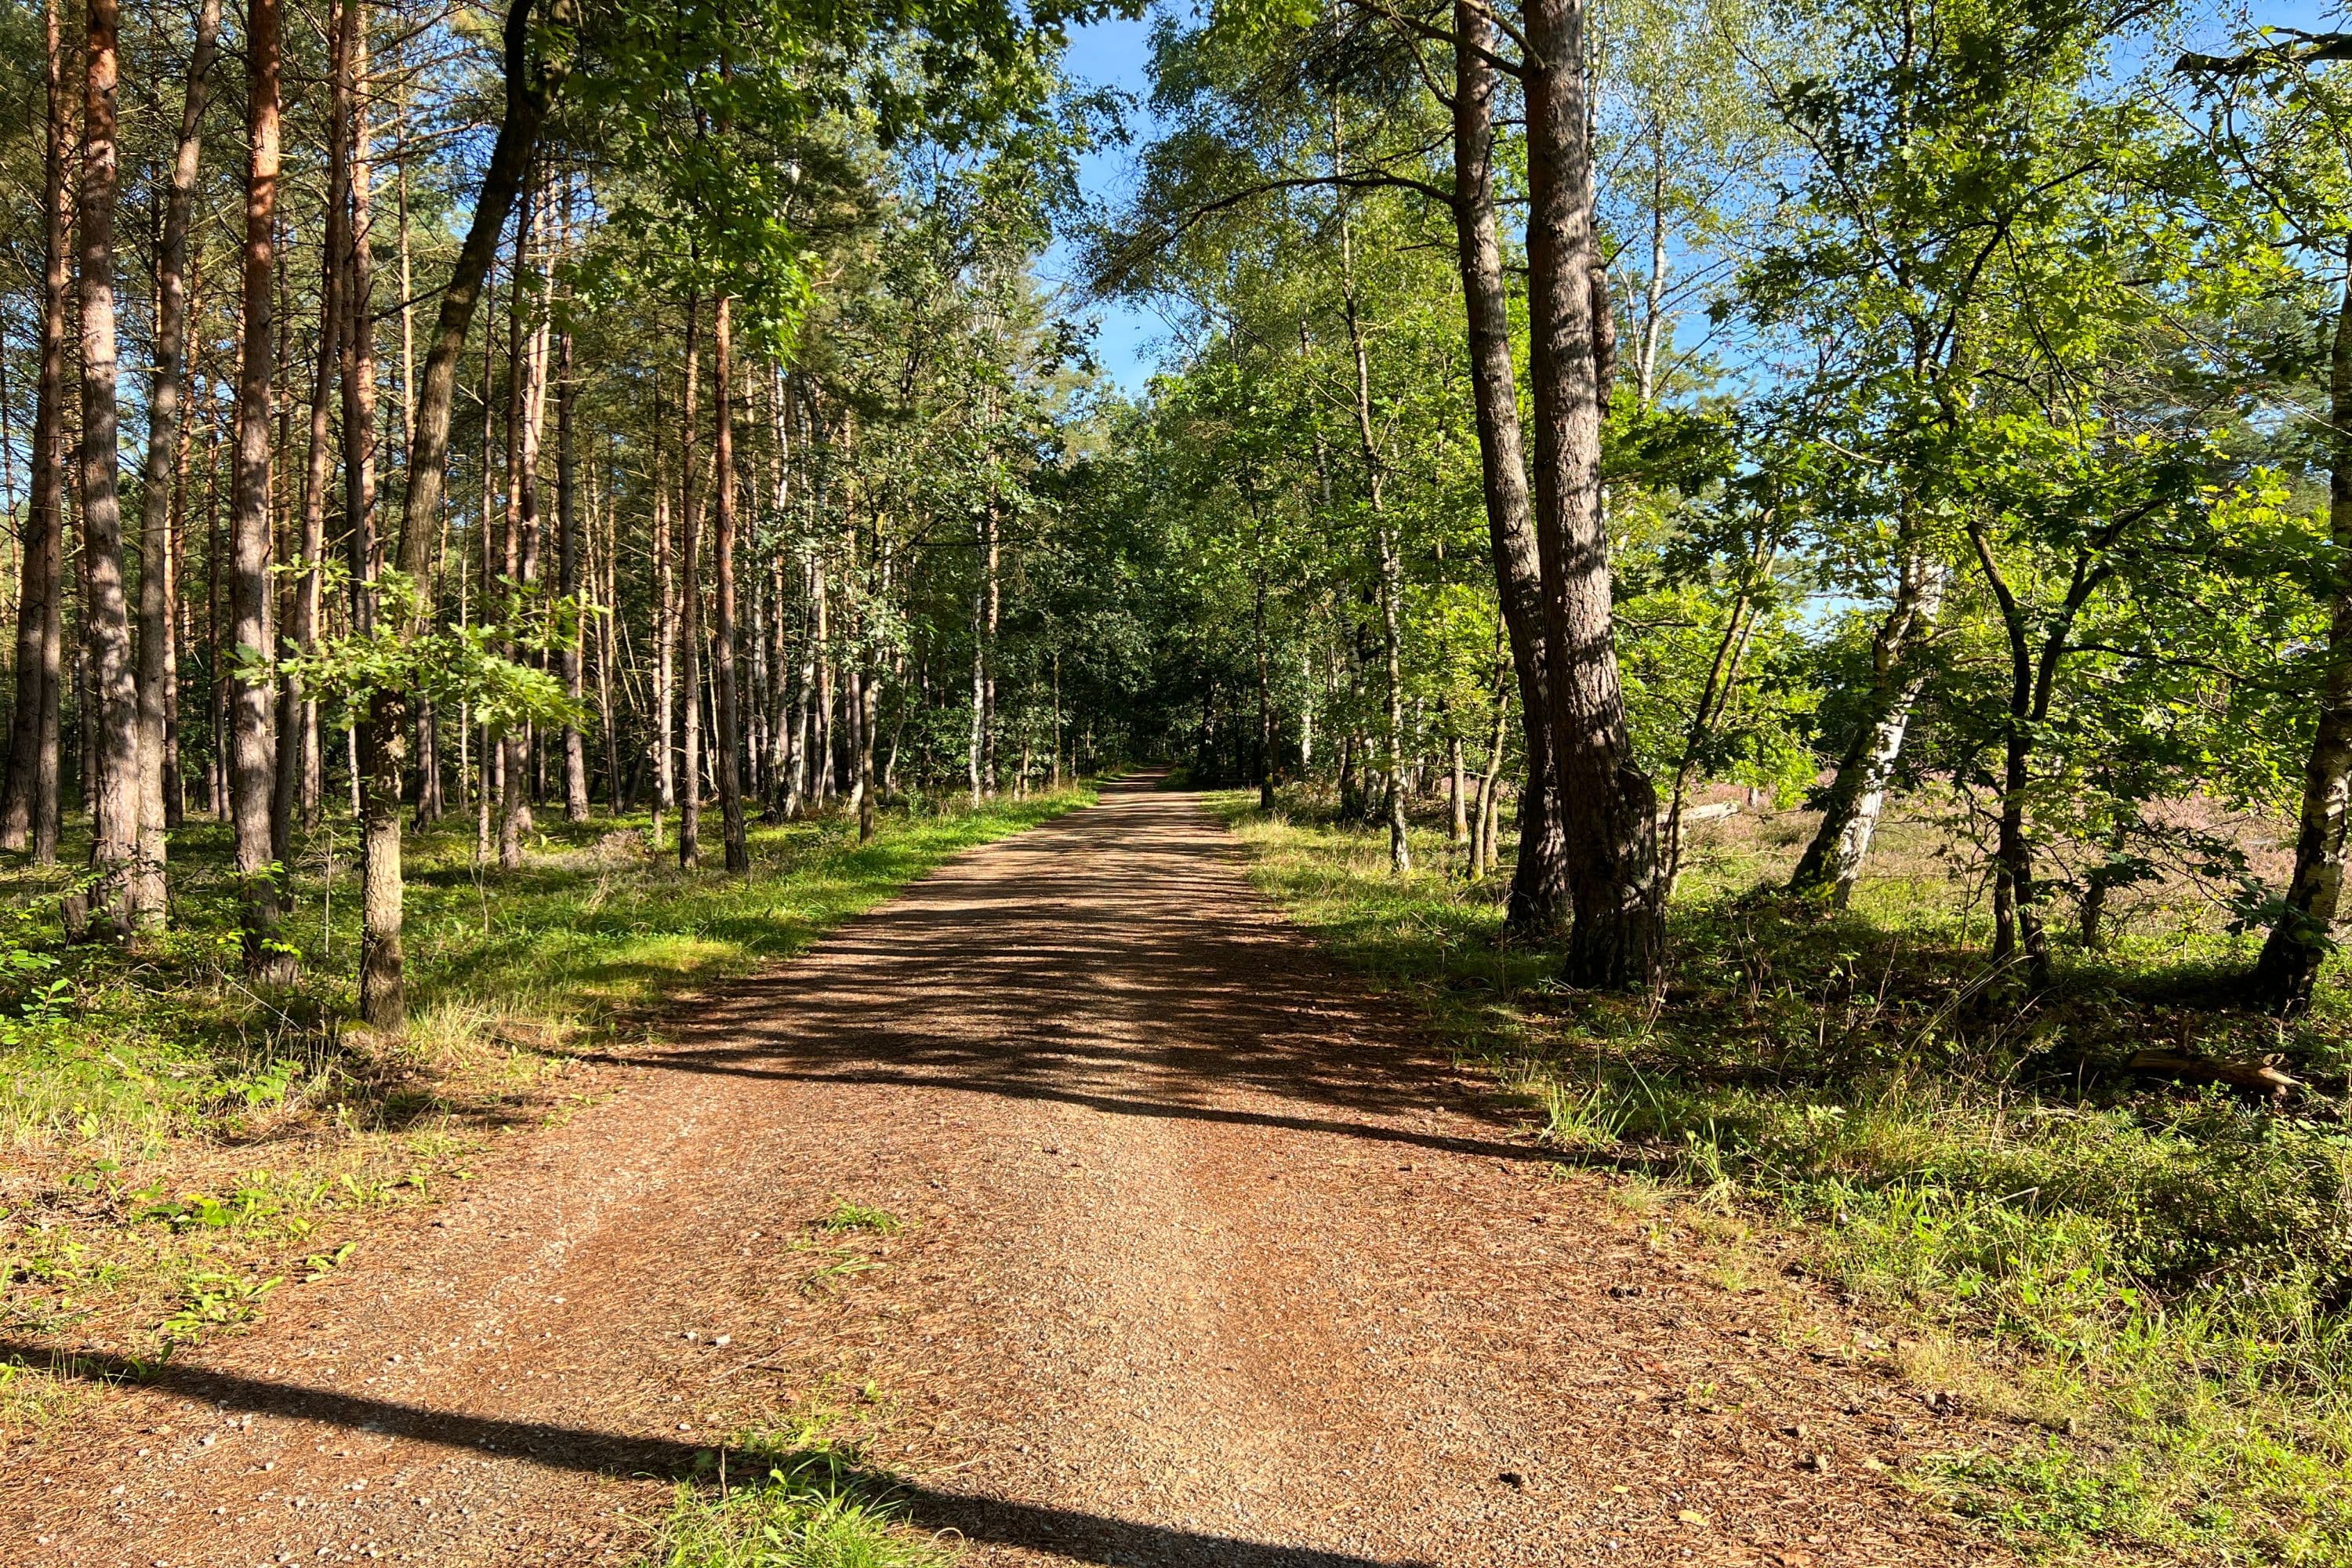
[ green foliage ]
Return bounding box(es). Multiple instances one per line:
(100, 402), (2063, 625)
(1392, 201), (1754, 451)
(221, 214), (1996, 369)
(273, 565), (588, 739)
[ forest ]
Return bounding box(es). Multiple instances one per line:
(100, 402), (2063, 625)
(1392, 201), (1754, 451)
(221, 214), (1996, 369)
(5, 0), (2352, 1561)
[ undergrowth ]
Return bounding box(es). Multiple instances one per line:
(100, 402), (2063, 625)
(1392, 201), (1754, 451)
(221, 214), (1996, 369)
(1209, 786), (2352, 1566)
(0, 788), (1091, 1411)
(637, 1397), (951, 1568)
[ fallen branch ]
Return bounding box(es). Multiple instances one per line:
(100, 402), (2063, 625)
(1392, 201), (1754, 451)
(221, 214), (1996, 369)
(2125, 1050), (2302, 1098)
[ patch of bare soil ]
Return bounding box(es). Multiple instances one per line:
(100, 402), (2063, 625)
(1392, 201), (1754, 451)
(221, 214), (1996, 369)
(0, 779), (2014, 1566)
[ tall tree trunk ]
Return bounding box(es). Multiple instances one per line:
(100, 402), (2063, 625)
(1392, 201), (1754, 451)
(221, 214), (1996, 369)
(1523, 0), (1661, 988)
(677, 293), (702, 868)
(556, 284), (588, 822)
(362, 0), (557, 1025)
(2, 0), (71, 863)
(134, 0), (218, 911)
(230, 0), (285, 971)
(1448, 729), (1467, 844)
(712, 291), (746, 869)
(1471, 663), (1510, 878)
(1451, 2), (1566, 931)
(343, 0), (403, 1022)
(2254, 261), (2352, 1011)
(782, 554), (812, 818)
(597, 448), (621, 812)
(278, 9), (346, 867)
(1332, 111), (1408, 875)
(162, 359), (190, 829)
(342, 0), (379, 625)
(205, 412), (223, 819)
(814, 559), (832, 805)
(473, 271), (498, 861)
(74, 0), (147, 935)
(856, 654), (879, 842)
(499, 180), (546, 871)
(652, 377), (673, 844)
(1254, 574), (1272, 809)
(969, 501), (993, 808)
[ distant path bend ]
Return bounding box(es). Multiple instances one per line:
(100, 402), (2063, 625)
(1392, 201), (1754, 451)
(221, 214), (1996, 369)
(3, 777), (1995, 1567)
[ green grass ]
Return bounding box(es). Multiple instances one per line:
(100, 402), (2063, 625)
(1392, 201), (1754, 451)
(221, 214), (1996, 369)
(817, 1200), (903, 1236)
(1208, 786), (2352, 1566)
(637, 1400), (951, 1568)
(0, 786), (1091, 1392)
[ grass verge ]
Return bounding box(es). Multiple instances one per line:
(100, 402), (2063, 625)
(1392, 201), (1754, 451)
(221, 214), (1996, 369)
(0, 787), (1092, 1431)
(1207, 787), (2352, 1567)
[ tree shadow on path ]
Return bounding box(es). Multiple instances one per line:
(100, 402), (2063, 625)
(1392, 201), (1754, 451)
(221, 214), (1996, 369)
(1, 1341), (1432, 1568)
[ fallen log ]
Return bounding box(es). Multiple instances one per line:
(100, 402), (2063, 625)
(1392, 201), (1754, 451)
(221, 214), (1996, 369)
(2125, 1050), (2302, 1098)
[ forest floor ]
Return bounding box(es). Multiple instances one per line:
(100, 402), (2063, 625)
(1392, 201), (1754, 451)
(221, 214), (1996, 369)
(0, 777), (2016, 1568)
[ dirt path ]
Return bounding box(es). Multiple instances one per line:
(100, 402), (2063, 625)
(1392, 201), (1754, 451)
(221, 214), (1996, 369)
(2, 780), (2005, 1567)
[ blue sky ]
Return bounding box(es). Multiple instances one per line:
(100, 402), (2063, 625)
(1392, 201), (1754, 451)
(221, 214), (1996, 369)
(1044, 11), (1171, 395)
(1047, 2), (2351, 396)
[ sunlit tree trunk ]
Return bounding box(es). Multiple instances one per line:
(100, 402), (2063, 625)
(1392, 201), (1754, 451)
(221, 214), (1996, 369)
(782, 554), (812, 818)
(1450, 4), (1564, 928)
(677, 293), (703, 868)
(712, 290), (747, 869)
(1788, 543), (1945, 905)
(969, 499), (994, 808)
(1332, 113), (1408, 874)
(134, 0), (218, 913)
(74, 0), (149, 935)
(230, 0), (286, 972)
(649, 365), (674, 840)
(556, 292), (589, 823)
(499, 181), (546, 871)
(278, 5), (346, 868)
(1523, 0), (1661, 987)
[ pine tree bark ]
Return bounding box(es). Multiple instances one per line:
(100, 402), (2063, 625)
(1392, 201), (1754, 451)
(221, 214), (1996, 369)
(712, 291), (747, 869)
(343, 0), (404, 1022)
(134, 0), (218, 907)
(651, 373), (674, 844)
(278, 7), (346, 868)
(2, 0), (72, 863)
(556, 296), (588, 823)
(1523, 0), (1662, 987)
(677, 294), (702, 868)
(230, 0), (286, 972)
(342, 0), (380, 628)
(1452, 2), (1566, 931)
(73, 0), (149, 935)
(499, 180), (546, 870)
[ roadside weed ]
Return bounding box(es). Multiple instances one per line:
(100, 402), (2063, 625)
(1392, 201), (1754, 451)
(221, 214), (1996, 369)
(817, 1201), (903, 1236)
